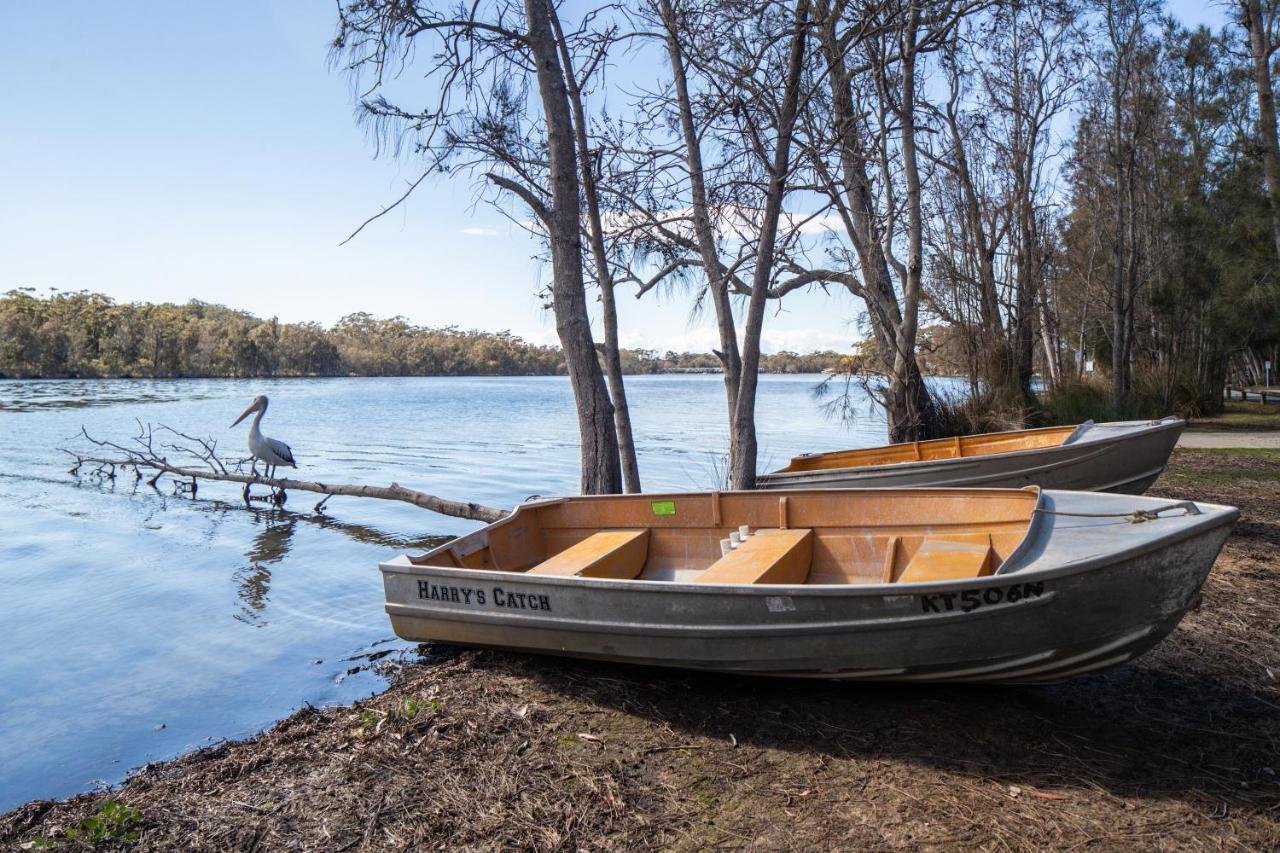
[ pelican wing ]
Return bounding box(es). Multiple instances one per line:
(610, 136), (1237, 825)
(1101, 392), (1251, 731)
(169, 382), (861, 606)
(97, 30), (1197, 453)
(266, 437), (297, 467)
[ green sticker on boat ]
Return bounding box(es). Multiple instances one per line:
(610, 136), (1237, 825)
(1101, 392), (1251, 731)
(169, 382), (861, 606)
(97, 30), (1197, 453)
(651, 500), (676, 516)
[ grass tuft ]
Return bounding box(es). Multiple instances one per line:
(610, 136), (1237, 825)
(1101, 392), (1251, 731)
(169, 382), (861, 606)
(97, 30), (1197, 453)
(27, 800), (141, 848)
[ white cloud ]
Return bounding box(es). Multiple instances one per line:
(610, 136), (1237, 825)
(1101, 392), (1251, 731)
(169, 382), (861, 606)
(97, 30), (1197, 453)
(757, 328), (857, 354)
(460, 227), (499, 237)
(520, 327), (562, 347)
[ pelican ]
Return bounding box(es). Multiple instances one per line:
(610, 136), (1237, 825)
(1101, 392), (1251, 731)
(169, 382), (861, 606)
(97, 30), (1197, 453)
(231, 395), (297, 480)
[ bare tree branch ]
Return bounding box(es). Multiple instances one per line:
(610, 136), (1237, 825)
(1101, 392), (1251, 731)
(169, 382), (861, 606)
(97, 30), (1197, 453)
(65, 424), (507, 524)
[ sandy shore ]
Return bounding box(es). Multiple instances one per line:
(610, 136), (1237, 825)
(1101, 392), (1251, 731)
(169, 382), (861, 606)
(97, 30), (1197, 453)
(4, 450), (1278, 850)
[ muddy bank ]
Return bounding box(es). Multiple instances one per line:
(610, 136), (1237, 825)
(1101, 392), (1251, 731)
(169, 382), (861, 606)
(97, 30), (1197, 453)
(4, 450), (1279, 850)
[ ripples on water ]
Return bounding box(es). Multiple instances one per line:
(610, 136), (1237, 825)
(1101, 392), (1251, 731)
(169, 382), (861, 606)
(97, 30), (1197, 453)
(0, 375), (895, 809)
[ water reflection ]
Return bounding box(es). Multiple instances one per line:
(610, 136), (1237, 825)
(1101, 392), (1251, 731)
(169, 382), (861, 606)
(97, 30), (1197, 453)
(0, 379), (221, 412)
(197, 498), (456, 551)
(234, 512), (296, 625)
(227, 505), (453, 626)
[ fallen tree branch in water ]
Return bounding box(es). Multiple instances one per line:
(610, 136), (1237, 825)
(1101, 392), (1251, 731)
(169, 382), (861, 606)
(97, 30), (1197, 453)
(63, 423), (510, 524)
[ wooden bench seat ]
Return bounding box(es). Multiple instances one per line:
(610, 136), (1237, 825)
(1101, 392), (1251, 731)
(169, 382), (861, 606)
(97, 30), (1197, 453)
(696, 529), (813, 585)
(897, 534), (995, 584)
(526, 530), (649, 579)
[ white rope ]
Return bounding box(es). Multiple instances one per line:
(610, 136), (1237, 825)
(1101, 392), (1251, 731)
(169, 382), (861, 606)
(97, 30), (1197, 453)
(1033, 501), (1202, 524)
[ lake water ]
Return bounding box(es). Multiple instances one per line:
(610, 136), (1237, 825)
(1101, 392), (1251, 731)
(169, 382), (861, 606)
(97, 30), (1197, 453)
(0, 375), (894, 810)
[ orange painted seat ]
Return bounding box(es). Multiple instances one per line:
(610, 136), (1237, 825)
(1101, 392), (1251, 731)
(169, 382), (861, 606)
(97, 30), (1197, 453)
(696, 529), (813, 585)
(526, 530), (649, 579)
(897, 534), (996, 584)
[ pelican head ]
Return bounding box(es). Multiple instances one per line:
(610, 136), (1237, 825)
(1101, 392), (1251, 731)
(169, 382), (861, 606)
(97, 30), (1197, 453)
(231, 395), (269, 428)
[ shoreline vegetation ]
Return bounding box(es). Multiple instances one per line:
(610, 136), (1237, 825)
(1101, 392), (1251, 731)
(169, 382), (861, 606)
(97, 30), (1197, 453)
(4, 445), (1278, 849)
(0, 290), (856, 380)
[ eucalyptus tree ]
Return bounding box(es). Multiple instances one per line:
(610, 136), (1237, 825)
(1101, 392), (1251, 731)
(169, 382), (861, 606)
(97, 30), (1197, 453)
(925, 0), (1082, 409)
(604, 0), (817, 488)
(331, 0), (628, 494)
(790, 0), (991, 440)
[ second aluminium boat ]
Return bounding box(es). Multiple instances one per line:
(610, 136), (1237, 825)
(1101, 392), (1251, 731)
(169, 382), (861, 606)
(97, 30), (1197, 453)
(756, 417), (1185, 494)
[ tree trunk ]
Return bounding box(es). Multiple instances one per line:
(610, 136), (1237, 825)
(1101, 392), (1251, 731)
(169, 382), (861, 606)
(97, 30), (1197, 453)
(888, 8), (943, 442)
(659, 0), (744, 454)
(1243, 0), (1280, 261)
(597, 277), (641, 492)
(525, 0), (622, 494)
(729, 0), (810, 489)
(1038, 286), (1062, 389)
(814, 0), (939, 442)
(550, 11), (641, 492)
(1110, 46), (1129, 414)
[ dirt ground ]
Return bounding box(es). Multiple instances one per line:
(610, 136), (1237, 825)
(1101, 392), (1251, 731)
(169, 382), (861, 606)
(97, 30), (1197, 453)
(4, 450), (1279, 851)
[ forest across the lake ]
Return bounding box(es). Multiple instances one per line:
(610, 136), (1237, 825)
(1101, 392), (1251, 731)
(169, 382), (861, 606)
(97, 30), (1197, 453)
(0, 289), (855, 379)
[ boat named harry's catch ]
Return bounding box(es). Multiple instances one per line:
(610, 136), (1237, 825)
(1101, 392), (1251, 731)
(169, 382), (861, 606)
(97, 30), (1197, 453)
(756, 417), (1185, 494)
(380, 487), (1236, 683)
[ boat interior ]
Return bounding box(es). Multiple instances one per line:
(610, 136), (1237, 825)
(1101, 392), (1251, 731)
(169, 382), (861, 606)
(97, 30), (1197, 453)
(409, 490), (1041, 585)
(774, 424), (1081, 473)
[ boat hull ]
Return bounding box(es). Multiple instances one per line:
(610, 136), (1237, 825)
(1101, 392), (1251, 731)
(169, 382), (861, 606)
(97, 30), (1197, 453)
(381, 492), (1235, 683)
(756, 418), (1184, 494)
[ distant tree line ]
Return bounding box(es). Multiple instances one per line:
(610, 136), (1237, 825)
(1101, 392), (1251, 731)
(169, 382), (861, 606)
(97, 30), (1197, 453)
(0, 289), (558, 378)
(0, 290), (852, 379)
(622, 349), (860, 374)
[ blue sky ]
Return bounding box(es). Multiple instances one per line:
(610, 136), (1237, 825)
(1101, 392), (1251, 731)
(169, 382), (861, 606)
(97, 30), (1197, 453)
(0, 0), (1227, 353)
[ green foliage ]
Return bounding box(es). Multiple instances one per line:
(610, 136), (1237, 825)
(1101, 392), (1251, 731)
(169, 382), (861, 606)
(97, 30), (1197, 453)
(1060, 18), (1280, 407)
(348, 695), (440, 739)
(28, 799), (141, 848)
(0, 290), (562, 379)
(1037, 368), (1210, 427)
(924, 366), (1212, 437)
(397, 696), (440, 721)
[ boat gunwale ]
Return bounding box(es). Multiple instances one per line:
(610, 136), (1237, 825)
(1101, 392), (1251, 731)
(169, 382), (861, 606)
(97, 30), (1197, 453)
(381, 494), (1238, 597)
(758, 416), (1185, 481)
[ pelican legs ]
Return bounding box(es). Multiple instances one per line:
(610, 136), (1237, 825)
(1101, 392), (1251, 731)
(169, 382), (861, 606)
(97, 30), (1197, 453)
(243, 461), (286, 506)
(262, 463), (286, 505)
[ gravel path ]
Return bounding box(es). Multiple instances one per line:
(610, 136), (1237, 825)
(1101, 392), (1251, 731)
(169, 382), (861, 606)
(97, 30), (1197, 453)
(1178, 430), (1280, 449)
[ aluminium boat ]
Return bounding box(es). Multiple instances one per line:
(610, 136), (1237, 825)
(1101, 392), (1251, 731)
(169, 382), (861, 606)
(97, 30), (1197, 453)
(380, 486), (1236, 683)
(756, 417), (1185, 494)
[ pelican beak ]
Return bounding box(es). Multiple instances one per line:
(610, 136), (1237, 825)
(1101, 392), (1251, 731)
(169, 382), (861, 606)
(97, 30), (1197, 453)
(231, 400), (259, 428)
